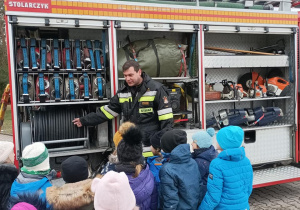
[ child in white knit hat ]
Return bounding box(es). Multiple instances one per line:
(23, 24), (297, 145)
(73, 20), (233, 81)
(10, 142), (56, 204)
(91, 171), (139, 210)
(0, 141), (18, 210)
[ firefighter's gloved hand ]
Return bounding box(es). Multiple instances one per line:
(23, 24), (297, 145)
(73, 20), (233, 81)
(72, 118), (82, 127)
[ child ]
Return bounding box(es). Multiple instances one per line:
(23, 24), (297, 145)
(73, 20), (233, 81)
(46, 178), (94, 210)
(116, 125), (157, 210)
(61, 156), (89, 183)
(91, 171), (139, 210)
(199, 126), (253, 210)
(191, 128), (218, 195)
(101, 121), (135, 175)
(159, 129), (202, 210)
(0, 141), (18, 210)
(147, 129), (170, 186)
(46, 156), (93, 210)
(10, 142), (56, 202)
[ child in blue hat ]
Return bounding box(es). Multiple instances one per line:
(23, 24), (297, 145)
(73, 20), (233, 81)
(191, 128), (218, 197)
(199, 126), (253, 210)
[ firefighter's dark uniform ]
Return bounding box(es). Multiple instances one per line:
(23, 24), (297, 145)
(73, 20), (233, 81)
(80, 72), (173, 146)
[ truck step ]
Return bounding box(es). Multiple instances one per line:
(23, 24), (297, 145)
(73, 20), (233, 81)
(253, 166), (300, 188)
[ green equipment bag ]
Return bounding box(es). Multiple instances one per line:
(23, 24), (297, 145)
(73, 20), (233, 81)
(117, 38), (186, 77)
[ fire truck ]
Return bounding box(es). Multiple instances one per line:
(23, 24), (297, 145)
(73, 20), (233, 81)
(4, 0), (300, 188)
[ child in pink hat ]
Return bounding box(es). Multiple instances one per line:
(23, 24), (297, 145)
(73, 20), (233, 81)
(91, 171), (138, 210)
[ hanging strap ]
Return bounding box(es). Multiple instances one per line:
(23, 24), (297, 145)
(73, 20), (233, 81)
(21, 38), (29, 103)
(53, 73), (61, 102)
(95, 40), (102, 71)
(53, 39), (61, 101)
(86, 40), (95, 70)
(22, 72), (30, 103)
(65, 39), (75, 100)
(189, 33), (196, 76)
(53, 39), (60, 70)
(75, 39), (82, 70)
(65, 39), (72, 70)
(20, 38), (29, 70)
(30, 38), (38, 70)
(38, 39), (47, 102)
(83, 72), (89, 100)
(178, 47), (187, 77)
(40, 39), (47, 70)
(95, 40), (103, 99)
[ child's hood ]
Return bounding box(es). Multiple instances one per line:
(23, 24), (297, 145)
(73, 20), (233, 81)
(218, 147), (246, 162)
(193, 146), (218, 162)
(169, 144), (191, 163)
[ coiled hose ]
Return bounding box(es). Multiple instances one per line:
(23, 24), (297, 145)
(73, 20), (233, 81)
(33, 108), (85, 149)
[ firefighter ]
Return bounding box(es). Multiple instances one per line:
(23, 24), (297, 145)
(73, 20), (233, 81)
(73, 60), (173, 146)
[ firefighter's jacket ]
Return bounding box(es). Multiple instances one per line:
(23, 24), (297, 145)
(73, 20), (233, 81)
(80, 72), (173, 146)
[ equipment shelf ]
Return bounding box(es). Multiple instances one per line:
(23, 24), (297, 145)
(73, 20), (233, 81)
(204, 55), (289, 68)
(17, 99), (110, 106)
(205, 96), (292, 104)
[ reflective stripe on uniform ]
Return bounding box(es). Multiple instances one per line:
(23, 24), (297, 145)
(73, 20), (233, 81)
(118, 92), (132, 103)
(157, 108), (173, 116)
(159, 113), (174, 121)
(119, 97), (132, 103)
(118, 92), (132, 98)
(100, 106), (114, 119)
(143, 91), (157, 96)
(138, 91), (157, 102)
(103, 105), (119, 117)
(139, 96), (155, 102)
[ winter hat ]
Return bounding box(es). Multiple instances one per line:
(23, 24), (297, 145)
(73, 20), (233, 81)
(216, 126), (244, 150)
(150, 128), (171, 149)
(117, 126), (143, 163)
(0, 141), (14, 163)
(61, 156), (88, 183)
(21, 142), (50, 175)
(11, 202), (37, 210)
(113, 131), (123, 148)
(113, 122), (136, 148)
(161, 129), (187, 153)
(91, 171), (136, 210)
(192, 128), (215, 149)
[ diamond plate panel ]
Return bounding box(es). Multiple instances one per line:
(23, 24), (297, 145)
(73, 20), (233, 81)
(253, 166), (300, 186)
(245, 127), (292, 164)
(204, 55), (289, 68)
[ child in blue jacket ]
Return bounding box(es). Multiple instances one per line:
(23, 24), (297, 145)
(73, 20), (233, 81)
(191, 128), (218, 196)
(199, 126), (253, 210)
(10, 142), (56, 205)
(159, 129), (203, 210)
(147, 129), (170, 188)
